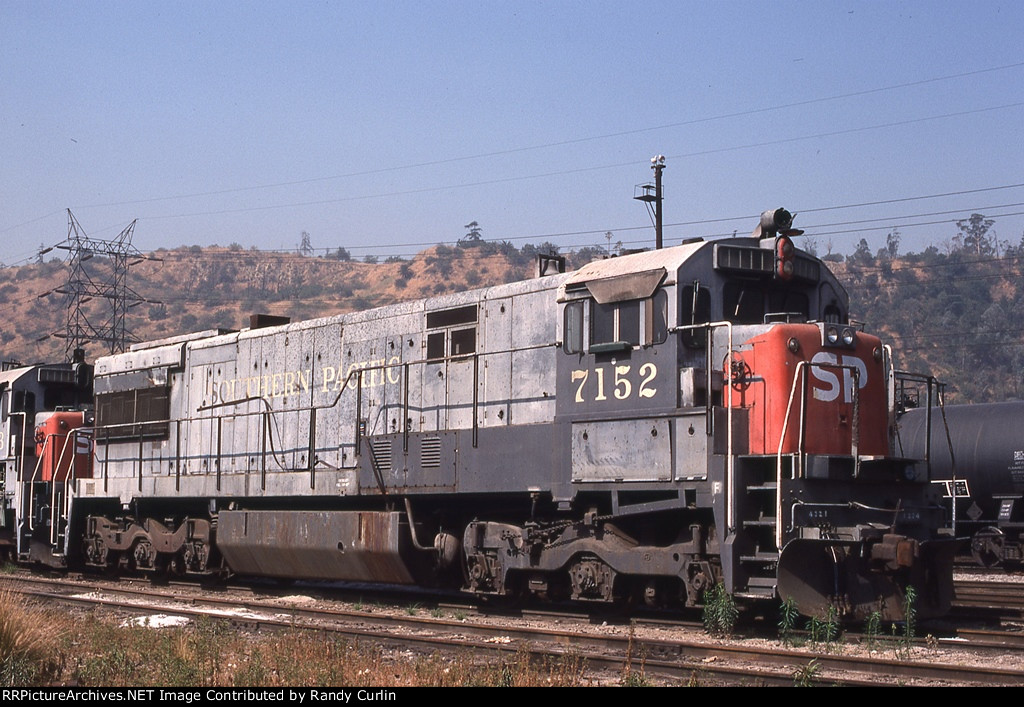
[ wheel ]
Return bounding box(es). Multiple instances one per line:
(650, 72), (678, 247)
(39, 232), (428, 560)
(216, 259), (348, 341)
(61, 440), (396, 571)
(971, 527), (1005, 568)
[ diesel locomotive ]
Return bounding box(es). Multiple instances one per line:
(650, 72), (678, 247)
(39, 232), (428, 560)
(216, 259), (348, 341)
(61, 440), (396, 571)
(2, 209), (956, 620)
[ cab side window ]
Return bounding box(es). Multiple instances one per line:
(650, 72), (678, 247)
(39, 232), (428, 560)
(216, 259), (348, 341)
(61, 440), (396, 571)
(592, 300), (640, 347)
(426, 305), (478, 361)
(563, 290), (667, 353)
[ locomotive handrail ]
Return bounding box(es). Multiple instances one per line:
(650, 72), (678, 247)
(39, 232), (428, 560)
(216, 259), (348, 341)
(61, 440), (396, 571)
(47, 429), (85, 549)
(892, 371), (947, 473)
(777, 361), (807, 549)
(776, 359), (862, 550)
(671, 320), (736, 530)
(25, 426), (81, 544)
(9, 411), (28, 550)
(935, 390), (958, 534)
(786, 499), (913, 542)
(892, 371), (956, 532)
(25, 444), (45, 533)
(96, 340), (562, 487)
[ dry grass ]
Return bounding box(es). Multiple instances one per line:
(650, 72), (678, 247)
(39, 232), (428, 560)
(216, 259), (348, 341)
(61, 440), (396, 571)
(2, 605), (592, 687)
(0, 587), (65, 685)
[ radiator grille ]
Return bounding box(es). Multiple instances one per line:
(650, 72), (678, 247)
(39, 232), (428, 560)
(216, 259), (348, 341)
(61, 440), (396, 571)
(420, 437), (442, 468)
(369, 438), (392, 473)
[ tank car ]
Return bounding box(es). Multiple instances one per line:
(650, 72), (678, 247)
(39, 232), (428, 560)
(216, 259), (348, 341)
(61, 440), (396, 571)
(899, 401), (1024, 569)
(40, 209), (953, 620)
(0, 356), (93, 563)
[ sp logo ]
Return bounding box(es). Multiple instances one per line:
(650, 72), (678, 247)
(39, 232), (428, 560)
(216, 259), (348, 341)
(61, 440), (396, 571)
(809, 352), (868, 403)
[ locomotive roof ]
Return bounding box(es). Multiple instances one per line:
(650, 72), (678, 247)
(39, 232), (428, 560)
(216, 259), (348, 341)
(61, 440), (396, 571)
(563, 241), (706, 289)
(0, 366), (34, 388)
(557, 240), (707, 303)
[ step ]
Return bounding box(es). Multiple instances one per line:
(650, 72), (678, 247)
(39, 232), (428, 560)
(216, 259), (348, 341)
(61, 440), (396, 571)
(736, 588), (776, 600)
(742, 517), (777, 527)
(740, 552), (780, 562)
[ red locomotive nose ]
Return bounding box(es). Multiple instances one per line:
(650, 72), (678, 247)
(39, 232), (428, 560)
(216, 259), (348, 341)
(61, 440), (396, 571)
(35, 411), (92, 482)
(728, 324), (889, 457)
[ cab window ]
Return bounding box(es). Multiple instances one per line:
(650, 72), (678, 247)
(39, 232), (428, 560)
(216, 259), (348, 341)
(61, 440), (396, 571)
(680, 284), (710, 348)
(723, 283), (809, 324)
(564, 290), (667, 353)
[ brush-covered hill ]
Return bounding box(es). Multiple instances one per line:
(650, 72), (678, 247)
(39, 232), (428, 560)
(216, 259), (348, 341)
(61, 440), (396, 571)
(2, 234), (1022, 404)
(0, 241), (563, 366)
(829, 244), (1024, 403)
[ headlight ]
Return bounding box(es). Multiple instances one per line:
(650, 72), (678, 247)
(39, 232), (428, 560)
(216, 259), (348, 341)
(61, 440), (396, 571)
(841, 328), (856, 346)
(826, 326), (839, 345)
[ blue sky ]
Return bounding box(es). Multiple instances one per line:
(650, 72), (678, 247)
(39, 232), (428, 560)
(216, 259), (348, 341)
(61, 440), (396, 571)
(2, 1), (1022, 263)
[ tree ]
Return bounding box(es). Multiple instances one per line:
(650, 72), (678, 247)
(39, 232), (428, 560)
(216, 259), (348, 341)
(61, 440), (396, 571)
(885, 228), (901, 259)
(849, 238), (874, 267)
(570, 246), (607, 268)
(458, 221), (484, 248)
(956, 213), (995, 256)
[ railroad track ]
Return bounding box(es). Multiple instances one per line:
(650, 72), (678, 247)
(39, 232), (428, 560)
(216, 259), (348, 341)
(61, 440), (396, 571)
(5, 573), (1023, 686)
(953, 579), (1024, 618)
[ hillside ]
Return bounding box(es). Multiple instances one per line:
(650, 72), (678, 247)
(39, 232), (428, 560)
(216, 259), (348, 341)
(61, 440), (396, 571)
(830, 245), (1024, 403)
(2, 236), (1022, 404)
(0, 242), (544, 366)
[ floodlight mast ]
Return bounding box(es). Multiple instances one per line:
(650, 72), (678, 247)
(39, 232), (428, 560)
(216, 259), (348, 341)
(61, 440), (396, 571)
(633, 155), (666, 249)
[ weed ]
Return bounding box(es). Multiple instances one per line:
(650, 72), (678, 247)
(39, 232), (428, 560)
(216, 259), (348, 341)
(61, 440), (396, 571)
(497, 663), (515, 687)
(429, 608), (443, 619)
(806, 605), (840, 651)
(620, 622), (649, 686)
(701, 583), (738, 637)
(888, 623), (910, 661)
(863, 610), (882, 651)
(778, 597), (799, 647)
(231, 647), (269, 686)
(902, 585), (917, 646)
(792, 658), (821, 687)
(889, 586), (919, 661)
(621, 669), (650, 687)
(76, 645), (137, 685)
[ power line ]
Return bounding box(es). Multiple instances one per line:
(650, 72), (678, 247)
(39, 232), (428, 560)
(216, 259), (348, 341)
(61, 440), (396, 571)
(51, 61), (1024, 212)
(128, 182), (1024, 257)
(113, 102), (1024, 225)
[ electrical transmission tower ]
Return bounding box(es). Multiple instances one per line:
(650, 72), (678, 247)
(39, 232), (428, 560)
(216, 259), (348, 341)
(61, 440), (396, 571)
(49, 210), (149, 360)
